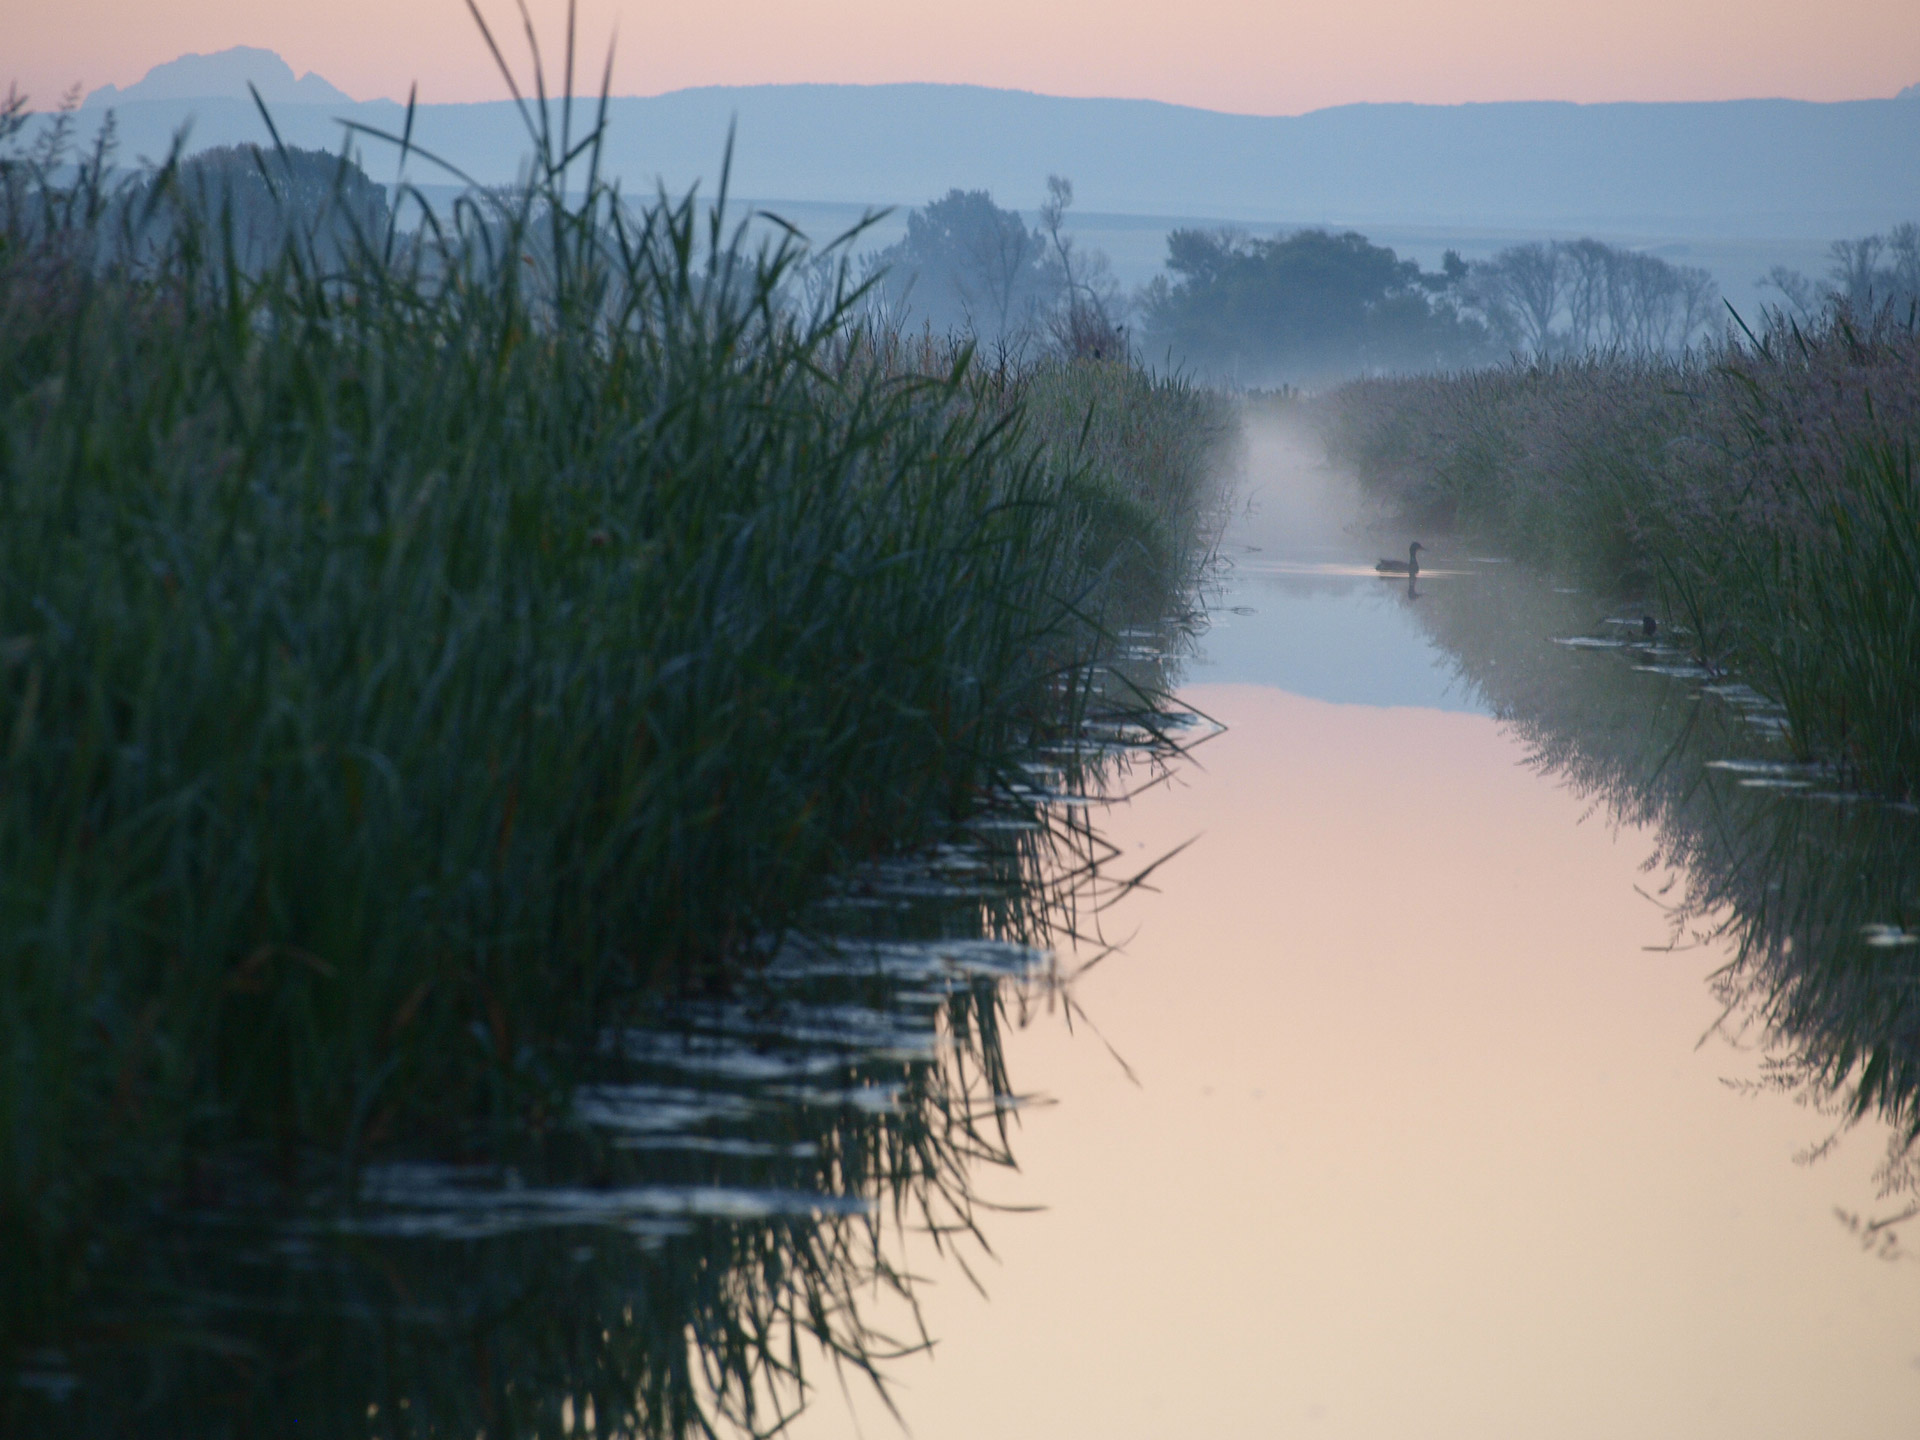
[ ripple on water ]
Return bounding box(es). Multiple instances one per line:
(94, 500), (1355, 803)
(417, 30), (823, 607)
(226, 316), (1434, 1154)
(304, 929), (1051, 1244)
(322, 1163), (868, 1241)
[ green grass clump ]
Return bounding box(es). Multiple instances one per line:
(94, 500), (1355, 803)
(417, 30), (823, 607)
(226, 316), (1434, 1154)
(1020, 357), (1237, 605)
(1313, 312), (1920, 795)
(0, 88), (1231, 1347)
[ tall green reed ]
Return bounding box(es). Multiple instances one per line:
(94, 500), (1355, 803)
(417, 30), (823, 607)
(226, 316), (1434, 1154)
(0, 24), (1232, 1360)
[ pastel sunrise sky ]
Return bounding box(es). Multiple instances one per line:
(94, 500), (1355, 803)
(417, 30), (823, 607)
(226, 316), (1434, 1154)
(12, 0), (1920, 115)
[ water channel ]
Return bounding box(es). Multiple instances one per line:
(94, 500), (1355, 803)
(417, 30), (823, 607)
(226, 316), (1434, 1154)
(780, 417), (1920, 1439)
(21, 418), (1920, 1437)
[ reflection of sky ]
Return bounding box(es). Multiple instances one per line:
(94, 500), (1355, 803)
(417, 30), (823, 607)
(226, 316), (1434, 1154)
(1193, 559), (1483, 713)
(783, 428), (1920, 1440)
(789, 685), (1920, 1440)
(787, 427), (1920, 1439)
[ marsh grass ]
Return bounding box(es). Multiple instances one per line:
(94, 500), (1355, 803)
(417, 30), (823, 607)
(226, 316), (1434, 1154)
(1315, 312), (1920, 794)
(5, 682), (1183, 1436)
(0, 27), (1234, 1382)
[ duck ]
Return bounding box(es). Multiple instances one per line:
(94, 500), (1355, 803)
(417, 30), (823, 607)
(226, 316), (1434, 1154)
(1375, 541), (1424, 577)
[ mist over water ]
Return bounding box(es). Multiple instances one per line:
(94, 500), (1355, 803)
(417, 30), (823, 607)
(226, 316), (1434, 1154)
(1196, 413), (1471, 708)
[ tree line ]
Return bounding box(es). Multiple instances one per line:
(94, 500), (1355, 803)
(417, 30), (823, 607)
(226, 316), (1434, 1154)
(1464, 238), (1719, 358)
(68, 136), (1912, 390)
(2, 111), (391, 276)
(864, 176), (1127, 360)
(864, 184), (1733, 386)
(1763, 224), (1920, 321)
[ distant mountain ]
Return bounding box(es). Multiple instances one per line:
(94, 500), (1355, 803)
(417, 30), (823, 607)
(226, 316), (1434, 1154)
(83, 46), (354, 109)
(49, 52), (1920, 238)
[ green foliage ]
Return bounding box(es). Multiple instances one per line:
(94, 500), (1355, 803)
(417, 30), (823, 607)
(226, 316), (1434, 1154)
(132, 143), (392, 273)
(0, 78), (1231, 1364)
(1315, 311), (1920, 794)
(1019, 358), (1237, 605)
(1140, 228), (1491, 386)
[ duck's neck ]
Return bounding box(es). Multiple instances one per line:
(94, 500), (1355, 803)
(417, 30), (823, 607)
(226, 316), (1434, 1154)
(1408, 546), (1420, 576)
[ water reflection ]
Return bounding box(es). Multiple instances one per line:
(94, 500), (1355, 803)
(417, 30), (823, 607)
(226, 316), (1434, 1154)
(1197, 553), (1468, 708)
(775, 498), (1920, 1439)
(8, 652), (1199, 1437)
(1410, 560), (1920, 1234)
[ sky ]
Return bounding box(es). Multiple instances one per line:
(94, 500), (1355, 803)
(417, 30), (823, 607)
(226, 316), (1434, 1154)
(9, 0), (1920, 117)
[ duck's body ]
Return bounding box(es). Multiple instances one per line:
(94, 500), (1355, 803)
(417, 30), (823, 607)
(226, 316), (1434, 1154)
(1376, 541), (1424, 576)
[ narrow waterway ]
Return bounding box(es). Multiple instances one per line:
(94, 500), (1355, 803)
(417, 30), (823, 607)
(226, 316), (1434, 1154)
(785, 419), (1920, 1439)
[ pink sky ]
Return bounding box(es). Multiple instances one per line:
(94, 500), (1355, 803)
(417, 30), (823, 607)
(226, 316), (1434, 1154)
(11, 0), (1920, 116)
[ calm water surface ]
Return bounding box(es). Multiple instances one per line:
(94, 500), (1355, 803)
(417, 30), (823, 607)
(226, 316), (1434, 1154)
(784, 421), (1920, 1439)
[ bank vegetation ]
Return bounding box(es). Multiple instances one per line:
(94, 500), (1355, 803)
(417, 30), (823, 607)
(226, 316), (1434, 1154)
(1316, 291), (1920, 795)
(0, 85), (1234, 1355)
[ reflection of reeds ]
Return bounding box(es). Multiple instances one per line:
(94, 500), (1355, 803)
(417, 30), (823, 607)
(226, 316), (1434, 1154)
(12, 732), (1190, 1437)
(0, 12), (1233, 1409)
(1410, 564), (1920, 1232)
(1314, 312), (1920, 795)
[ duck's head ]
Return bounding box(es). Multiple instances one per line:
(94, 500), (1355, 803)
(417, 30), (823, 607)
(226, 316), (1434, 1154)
(1410, 541), (1425, 554)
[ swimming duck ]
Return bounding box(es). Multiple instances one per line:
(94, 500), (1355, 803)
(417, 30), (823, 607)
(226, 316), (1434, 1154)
(1375, 541), (1424, 576)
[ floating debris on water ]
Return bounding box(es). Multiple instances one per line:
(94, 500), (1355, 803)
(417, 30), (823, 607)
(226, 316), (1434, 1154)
(1001, 787), (1100, 808)
(1703, 683), (1777, 709)
(320, 1164), (868, 1241)
(1861, 924), (1918, 949)
(319, 924), (1055, 1244)
(1706, 758), (1829, 791)
(1705, 760), (1824, 779)
(1634, 662), (1714, 679)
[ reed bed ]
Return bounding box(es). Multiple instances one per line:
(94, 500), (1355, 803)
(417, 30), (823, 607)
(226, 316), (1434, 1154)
(1314, 311), (1920, 794)
(0, 84), (1234, 1360)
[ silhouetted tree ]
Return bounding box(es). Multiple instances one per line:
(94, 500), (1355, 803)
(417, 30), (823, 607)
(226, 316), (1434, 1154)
(1138, 227), (1489, 385)
(1766, 225), (1920, 318)
(869, 188), (1052, 342)
(129, 144), (390, 274)
(1467, 241), (1562, 354)
(1469, 238), (1718, 356)
(1037, 174), (1126, 359)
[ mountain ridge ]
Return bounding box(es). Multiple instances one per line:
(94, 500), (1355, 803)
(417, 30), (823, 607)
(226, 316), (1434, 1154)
(41, 50), (1920, 237)
(82, 46), (355, 110)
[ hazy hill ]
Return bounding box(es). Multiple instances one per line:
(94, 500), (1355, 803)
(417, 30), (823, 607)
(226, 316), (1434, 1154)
(29, 51), (1920, 238)
(81, 46), (355, 110)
